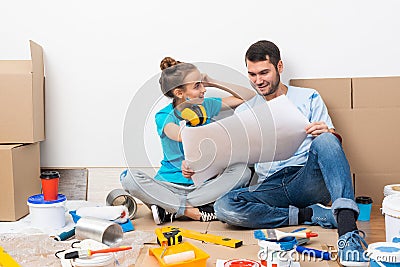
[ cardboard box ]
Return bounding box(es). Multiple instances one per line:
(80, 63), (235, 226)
(290, 78), (356, 171)
(355, 173), (400, 206)
(0, 40), (45, 143)
(290, 78), (352, 109)
(290, 76), (400, 204)
(351, 109), (400, 173)
(351, 77), (400, 204)
(0, 143), (41, 221)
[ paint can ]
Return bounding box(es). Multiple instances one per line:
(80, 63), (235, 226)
(75, 217), (123, 246)
(384, 184), (400, 197)
(72, 256), (114, 267)
(27, 194), (66, 229)
(257, 237), (297, 267)
(382, 194), (400, 242)
(368, 242), (400, 267)
(105, 189), (137, 219)
(224, 259), (261, 267)
(60, 239), (115, 267)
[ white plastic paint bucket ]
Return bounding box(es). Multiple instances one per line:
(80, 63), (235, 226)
(382, 194), (400, 242)
(257, 237), (297, 267)
(61, 239), (115, 267)
(384, 184), (400, 197)
(368, 242), (400, 267)
(27, 194), (67, 229)
(73, 254), (114, 267)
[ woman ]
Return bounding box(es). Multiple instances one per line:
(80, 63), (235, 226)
(121, 57), (255, 224)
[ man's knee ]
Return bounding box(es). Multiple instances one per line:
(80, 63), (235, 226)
(214, 193), (233, 219)
(311, 132), (342, 152)
(215, 193), (253, 226)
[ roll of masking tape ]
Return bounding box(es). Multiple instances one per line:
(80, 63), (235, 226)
(106, 189), (137, 219)
(163, 250), (195, 264)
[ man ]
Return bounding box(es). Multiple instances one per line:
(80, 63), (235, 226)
(213, 40), (368, 267)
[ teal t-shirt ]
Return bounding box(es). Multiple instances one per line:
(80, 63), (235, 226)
(154, 97), (222, 185)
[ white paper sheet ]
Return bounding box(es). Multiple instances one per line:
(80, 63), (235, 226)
(181, 95), (309, 186)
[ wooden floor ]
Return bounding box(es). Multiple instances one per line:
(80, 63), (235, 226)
(356, 205), (385, 244)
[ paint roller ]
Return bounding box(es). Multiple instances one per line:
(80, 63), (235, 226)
(163, 250), (195, 264)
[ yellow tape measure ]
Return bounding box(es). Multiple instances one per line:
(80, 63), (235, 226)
(155, 227), (183, 246)
(162, 226), (243, 248)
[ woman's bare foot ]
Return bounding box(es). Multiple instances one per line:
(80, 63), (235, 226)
(184, 207), (201, 221)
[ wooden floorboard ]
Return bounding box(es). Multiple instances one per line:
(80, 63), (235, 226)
(41, 168), (88, 200)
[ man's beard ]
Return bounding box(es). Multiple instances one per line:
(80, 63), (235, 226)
(262, 74), (280, 96)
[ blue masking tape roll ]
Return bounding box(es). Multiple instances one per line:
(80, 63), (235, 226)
(54, 228), (75, 241)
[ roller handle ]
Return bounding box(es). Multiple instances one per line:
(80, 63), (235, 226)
(296, 246), (331, 260)
(54, 228), (75, 241)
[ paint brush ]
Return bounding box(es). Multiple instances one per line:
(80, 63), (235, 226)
(64, 246), (132, 259)
(254, 229), (318, 241)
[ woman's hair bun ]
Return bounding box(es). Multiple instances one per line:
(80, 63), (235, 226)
(160, 57), (181, 70)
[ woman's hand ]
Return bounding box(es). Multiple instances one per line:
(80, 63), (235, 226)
(201, 73), (214, 88)
(305, 121), (331, 137)
(182, 160), (195, 178)
(200, 72), (256, 110)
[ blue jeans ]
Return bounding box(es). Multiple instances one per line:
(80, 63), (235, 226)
(214, 133), (358, 228)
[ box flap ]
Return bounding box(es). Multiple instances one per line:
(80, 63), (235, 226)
(30, 40), (44, 90)
(353, 76), (400, 108)
(0, 144), (24, 150)
(30, 40), (45, 141)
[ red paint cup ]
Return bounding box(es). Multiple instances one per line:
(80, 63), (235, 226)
(40, 171), (60, 201)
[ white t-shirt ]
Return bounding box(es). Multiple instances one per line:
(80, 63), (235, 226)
(235, 85), (334, 182)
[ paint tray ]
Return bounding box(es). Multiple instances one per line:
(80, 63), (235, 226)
(149, 242), (209, 267)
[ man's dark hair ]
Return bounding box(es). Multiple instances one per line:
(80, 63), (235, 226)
(245, 40), (281, 69)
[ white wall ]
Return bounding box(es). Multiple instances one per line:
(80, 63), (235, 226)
(1, 0), (399, 167)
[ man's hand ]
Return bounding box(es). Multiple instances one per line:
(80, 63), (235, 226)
(182, 160), (195, 178)
(305, 121), (330, 137)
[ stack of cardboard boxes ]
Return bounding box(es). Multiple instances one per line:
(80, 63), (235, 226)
(290, 77), (400, 206)
(0, 41), (44, 221)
